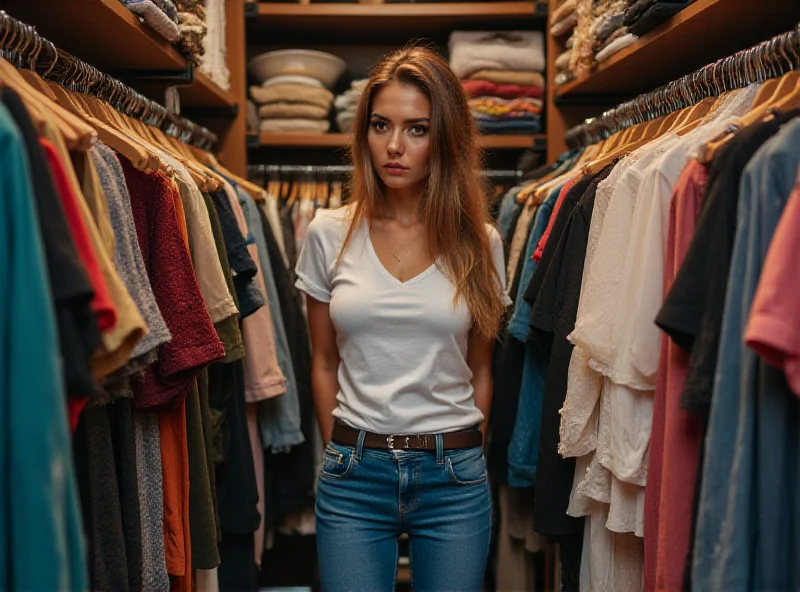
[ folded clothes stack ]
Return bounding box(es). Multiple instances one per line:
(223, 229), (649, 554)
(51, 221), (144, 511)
(623, 0), (690, 37)
(334, 79), (367, 133)
(591, 0), (638, 63)
(250, 75), (335, 135)
(551, 0), (578, 37)
(118, 0), (180, 42)
(449, 31), (546, 135)
(173, 0), (207, 66)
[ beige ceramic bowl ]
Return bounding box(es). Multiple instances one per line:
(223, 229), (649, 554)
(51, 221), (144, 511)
(248, 49), (346, 89)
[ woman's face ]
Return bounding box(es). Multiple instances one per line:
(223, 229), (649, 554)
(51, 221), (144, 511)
(368, 81), (432, 192)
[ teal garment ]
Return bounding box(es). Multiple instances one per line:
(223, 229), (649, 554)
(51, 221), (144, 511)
(0, 105), (88, 590)
(234, 186), (304, 451)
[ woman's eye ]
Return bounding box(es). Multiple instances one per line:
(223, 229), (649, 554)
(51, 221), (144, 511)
(371, 120), (389, 132)
(409, 125), (428, 136)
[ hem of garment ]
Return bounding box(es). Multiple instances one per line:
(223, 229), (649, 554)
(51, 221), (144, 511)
(222, 342), (246, 364)
(245, 377), (287, 402)
(159, 338), (226, 380)
(744, 311), (797, 372)
(207, 300), (240, 325)
(295, 273), (331, 304)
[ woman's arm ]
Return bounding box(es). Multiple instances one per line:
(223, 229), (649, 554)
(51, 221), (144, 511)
(307, 295), (341, 446)
(467, 331), (495, 439)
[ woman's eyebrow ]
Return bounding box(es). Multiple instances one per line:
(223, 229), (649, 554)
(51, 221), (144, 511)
(370, 113), (430, 124)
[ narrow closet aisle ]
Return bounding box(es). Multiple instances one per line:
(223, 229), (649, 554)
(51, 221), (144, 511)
(3, 1), (800, 591)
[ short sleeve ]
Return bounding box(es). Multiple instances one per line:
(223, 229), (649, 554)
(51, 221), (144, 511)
(295, 210), (337, 303)
(745, 184), (800, 398)
(488, 224), (513, 307)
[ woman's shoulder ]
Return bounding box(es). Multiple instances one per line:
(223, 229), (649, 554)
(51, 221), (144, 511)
(306, 204), (356, 247)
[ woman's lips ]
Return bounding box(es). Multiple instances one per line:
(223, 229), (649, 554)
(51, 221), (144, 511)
(384, 163), (408, 175)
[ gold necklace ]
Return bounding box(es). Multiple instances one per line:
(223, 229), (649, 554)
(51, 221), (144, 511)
(381, 218), (423, 262)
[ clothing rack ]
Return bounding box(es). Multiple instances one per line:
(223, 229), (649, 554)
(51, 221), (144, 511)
(248, 164), (524, 180)
(0, 10), (218, 150)
(564, 24), (800, 150)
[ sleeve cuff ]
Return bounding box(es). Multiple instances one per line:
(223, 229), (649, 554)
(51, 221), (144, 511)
(295, 272), (332, 303)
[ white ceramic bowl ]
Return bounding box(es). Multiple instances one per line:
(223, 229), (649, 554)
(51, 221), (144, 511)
(248, 50), (346, 89)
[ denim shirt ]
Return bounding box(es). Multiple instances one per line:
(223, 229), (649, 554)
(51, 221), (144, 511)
(505, 186), (560, 487)
(229, 178), (304, 452)
(507, 186), (561, 343)
(692, 119), (800, 592)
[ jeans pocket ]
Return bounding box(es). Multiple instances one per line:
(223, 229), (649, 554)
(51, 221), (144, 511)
(319, 441), (355, 480)
(445, 447), (487, 486)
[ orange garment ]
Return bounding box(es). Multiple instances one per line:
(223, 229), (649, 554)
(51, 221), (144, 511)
(161, 184), (193, 592)
(533, 177), (578, 262)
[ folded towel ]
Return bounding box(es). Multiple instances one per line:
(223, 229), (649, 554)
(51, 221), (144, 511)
(449, 31), (545, 79)
(462, 80), (544, 100)
(469, 96), (543, 115)
(122, 0), (181, 41)
(258, 102), (330, 120)
(551, 12), (578, 37)
(478, 119), (542, 134)
(260, 119), (331, 134)
(551, 0), (576, 24)
(250, 84), (334, 110)
(336, 111), (356, 134)
(468, 69), (545, 88)
(596, 33), (638, 62)
(262, 75), (324, 88)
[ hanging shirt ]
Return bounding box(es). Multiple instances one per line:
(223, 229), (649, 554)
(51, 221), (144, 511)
(692, 118), (800, 592)
(120, 156), (225, 409)
(0, 102), (88, 592)
(745, 180), (800, 397)
(1, 89), (100, 413)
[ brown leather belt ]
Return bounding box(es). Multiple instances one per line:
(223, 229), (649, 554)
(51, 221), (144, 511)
(331, 421), (482, 451)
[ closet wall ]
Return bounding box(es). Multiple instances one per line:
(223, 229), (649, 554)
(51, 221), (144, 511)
(245, 1), (548, 172)
(4, 0), (248, 175)
(545, 0), (800, 162)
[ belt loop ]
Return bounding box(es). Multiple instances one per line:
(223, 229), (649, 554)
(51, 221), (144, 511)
(355, 429), (366, 461)
(435, 433), (444, 465)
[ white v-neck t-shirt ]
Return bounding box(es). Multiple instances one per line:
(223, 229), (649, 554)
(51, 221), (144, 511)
(295, 205), (511, 434)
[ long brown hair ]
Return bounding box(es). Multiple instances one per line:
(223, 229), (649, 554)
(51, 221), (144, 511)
(340, 45), (505, 339)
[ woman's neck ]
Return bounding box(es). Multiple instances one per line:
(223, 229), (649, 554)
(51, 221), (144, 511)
(381, 185), (424, 226)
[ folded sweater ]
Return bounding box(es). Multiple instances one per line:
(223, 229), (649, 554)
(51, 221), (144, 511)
(250, 84), (334, 110)
(462, 79), (544, 100)
(449, 31), (545, 79)
(259, 119), (331, 134)
(258, 102), (330, 120)
(468, 69), (545, 88)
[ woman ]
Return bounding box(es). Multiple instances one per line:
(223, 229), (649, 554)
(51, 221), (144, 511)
(295, 46), (510, 592)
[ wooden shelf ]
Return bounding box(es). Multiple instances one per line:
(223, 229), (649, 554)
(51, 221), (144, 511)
(5, 0), (236, 109)
(555, 0), (800, 99)
(249, 2), (546, 38)
(252, 132), (545, 149)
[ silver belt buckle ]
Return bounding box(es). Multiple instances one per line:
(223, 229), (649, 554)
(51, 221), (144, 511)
(387, 435), (410, 451)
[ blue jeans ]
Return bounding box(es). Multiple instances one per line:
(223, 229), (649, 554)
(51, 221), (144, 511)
(316, 434), (492, 592)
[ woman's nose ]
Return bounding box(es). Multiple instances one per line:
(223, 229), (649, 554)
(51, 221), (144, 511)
(387, 130), (404, 155)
